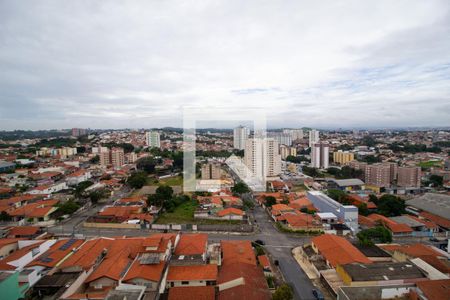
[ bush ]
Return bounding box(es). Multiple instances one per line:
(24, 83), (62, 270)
(127, 171), (148, 189)
(273, 284), (293, 300)
(357, 226), (392, 246)
(55, 200), (80, 215)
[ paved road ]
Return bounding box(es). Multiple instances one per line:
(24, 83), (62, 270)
(48, 195), (316, 300)
(49, 188), (131, 235)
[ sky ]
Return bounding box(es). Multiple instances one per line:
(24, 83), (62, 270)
(0, 0), (450, 130)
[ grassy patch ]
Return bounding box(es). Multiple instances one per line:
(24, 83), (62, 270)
(147, 175), (183, 186)
(275, 222), (323, 235)
(418, 160), (442, 169)
(155, 200), (242, 225)
(291, 184), (307, 192)
(156, 200), (197, 224)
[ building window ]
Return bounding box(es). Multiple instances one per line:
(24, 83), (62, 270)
(181, 281), (189, 285)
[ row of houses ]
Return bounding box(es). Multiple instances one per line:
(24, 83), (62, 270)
(0, 233), (272, 300)
(298, 234), (449, 300)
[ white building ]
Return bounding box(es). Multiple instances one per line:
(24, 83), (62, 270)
(244, 138), (281, 179)
(309, 129), (320, 147)
(27, 182), (68, 195)
(146, 131), (161, 148)
(283, 129), (304, 141)
(269, 132), (292, 146)
(66, 170), (92, 186)
(311, 142), (329, 169)
(233, 126), (250, 150)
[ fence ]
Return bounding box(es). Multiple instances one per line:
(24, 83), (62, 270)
(149, 223), (253, 232)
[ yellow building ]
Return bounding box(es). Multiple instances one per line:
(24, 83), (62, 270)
(333, 150), (355, 165)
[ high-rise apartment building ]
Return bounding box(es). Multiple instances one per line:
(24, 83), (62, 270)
(311, 142), (329, 169)
(244, 138), (281, 179)
(333, 150), (355, 165)
(72, 128), (87, 137)
(365, 163), (393, 188)
(269, 132), (292, 146)
(146, 131), (161, 148)
(309, 129), (320, 147)
(99, 147), (125, 169)
(111, 148), (125, 169)
(201, 162), (221, 180)
(283, 129), (304, 141)
(279, 145), (297, 160)
(397, 166), (421, 188)
(233, 126), (250, 150)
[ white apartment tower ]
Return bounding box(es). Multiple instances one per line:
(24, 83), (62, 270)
(309, 129), (320, 147)
(283, 129), (304, 141)
(233, 126), (250, 150)
(311, 142), (329, 169)
(146, 131), (161, 148)
(244, 138), (281, 179)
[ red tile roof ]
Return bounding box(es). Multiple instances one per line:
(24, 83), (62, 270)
(416, 279), (450, 300)
(122, 260), (165, 283)
(168, 286), (215, 300)
(217, 207), (244, 217)
(419, 211), (450, 229)
(28, 239), (84, 268)
(7, 226), (40, 237)
(174, 234), (207, 256)
(85, 249), (132, 283)
(312, 234), (372, 267)
(218, 262), (270, 300)
(221, 240), (256, 266)
(284, 213), (321, 228)
(59, 238), (113, 271)
(0, 241), (45, 270)
(257, 255), (271, 270)
(167, 264), (218, 281)
(367, 214), (413, 233)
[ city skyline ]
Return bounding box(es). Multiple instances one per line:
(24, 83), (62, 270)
(1, 1), (450, 130)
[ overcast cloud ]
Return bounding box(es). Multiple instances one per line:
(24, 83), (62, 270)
(0, 0), (449, 130)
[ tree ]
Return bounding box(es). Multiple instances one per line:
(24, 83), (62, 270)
(327, 189), (349, 203)
(127, 171), (148, 189)
(273, 284), (294, 300)
(74, 180), (94, 197)
(55, 200), (80, 215)
(302, 166), (323, 177)
(0, 211), (11, 221)
(147, 185), (175, 207)
(358, 203), (369, 216)
(136, 157), (156, 174)
(156, 185), (174, 199)
(426, 175), (443, 187)
(376, 194), (405, 217)
(357, 226), (392, 246)
(231, 182), (250, 195)
(89, 190), (107, 204)
(90, 155), (99, 163)
(265, 196), (277, 207)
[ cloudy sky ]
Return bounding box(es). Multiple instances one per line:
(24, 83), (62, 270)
(1, 1), (449, 130)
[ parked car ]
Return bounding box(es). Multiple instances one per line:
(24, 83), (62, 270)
(429, 237), (439, 242)
(312, 289), (324, 300)
(254, 239), (265, 245)
(274, 260), (279, 266)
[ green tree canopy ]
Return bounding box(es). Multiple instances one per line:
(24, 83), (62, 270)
(265, 196), (277, 207)
(127, 171), (148, 189)
(357, 226), (392, 246)
(374, 194), (405, 217)
(272, 284), (294, 300)
(136, 157), (156, 174)
(231, 182), (250, 195)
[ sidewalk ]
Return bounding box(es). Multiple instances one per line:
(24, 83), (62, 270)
(292, 246), (319, 280)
